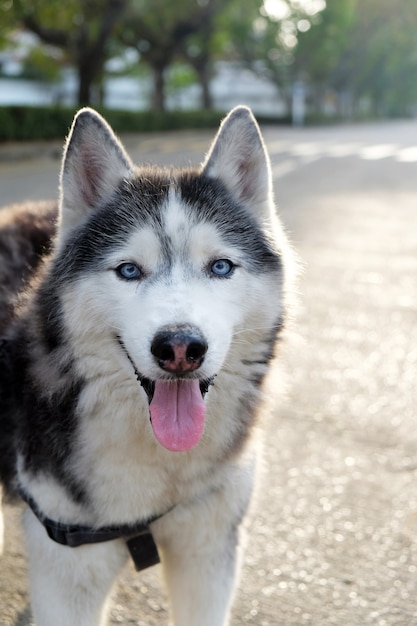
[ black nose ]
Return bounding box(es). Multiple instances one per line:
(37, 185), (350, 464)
(151, 326), (208, 374)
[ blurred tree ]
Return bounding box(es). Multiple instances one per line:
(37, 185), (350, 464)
(0, 0), (127, 105)
(344, 0), (417, 116)
(119, 0), (227, 111)
(23, 44), (63, 82)
(293, 0), (357, 112)
(234, 0), (327, 109)
(119, 0), (267, 111)
(3, 0), (416, 118)
(181, 0), (263, 109)
(295, 0), (417, 117)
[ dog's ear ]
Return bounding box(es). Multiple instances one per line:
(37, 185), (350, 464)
(202, 106), (273, 219)
(58, 108), (133, 243)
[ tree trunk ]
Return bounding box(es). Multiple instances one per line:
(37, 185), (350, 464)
(152, 65), (166, 112)
(77, 47), (105, 106)
(77, 65), (93, 106)
(23, 0), (127, 108)
(198, 63), (213, 110)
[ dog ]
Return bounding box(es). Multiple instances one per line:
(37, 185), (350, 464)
(0, 105), (293, 626)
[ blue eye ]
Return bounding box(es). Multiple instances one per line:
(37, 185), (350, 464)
(116, 263), (141, 280)
(210, 259), (234, 277)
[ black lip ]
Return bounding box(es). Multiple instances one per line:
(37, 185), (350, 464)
(139, 376), (155, 403)
(138, 375), (215, 404)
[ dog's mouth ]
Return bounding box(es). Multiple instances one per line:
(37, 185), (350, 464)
(140, 376), (215, 452)
(117, 336), (215, 452)
(138, 376), (214, 405)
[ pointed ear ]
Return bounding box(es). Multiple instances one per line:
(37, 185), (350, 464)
(58, 108), (133, 243)
(202, 106), (273, 219)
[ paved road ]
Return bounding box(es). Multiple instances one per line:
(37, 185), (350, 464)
(1, 119), (417, 625)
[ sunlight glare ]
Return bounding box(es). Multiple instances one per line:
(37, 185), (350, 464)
(263, 0), (326, 21)
(302, 0), (326, 16)
(263, 0), (291, 21)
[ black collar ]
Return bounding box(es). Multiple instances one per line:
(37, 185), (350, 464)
(19, 488), (164, 571)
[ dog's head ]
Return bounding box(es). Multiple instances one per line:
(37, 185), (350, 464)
(50, 107), (289, 451)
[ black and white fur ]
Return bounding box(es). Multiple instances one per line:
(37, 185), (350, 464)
(0, 106), (293, 626)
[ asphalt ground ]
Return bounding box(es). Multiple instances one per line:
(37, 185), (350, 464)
(0, 118), (416, 625)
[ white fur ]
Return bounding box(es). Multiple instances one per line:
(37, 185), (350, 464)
(154, 453), (255, 626)
(8, 106), (290, 626)
(24, 508), (128, 626)
(46, 193), (280, 529)
(23, 453), (256, 626)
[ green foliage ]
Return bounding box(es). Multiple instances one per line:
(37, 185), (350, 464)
(0, 105), (73, 140)
(295, 0), (417, 117)
(100, 107), (226, 132)
(22, 45), (62, 81)
(234, 0), (327, 99)
(0, 105), (227, 141)
(0, 0), (127, 105)
(119, 0), (230, 109)
(2, 0), (417, 118)
(294, 0), (358, 86)
(167, 64), (197, 92)
(0, 104), (293, 141)
(348, 0), (417, 116)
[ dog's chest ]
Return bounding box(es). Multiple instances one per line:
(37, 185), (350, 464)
(73, 395), (219, 524)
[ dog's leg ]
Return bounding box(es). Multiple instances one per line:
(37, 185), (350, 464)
(161, 528), (241, 626)
(157, 504), (244, 626)
(154, 467), (253, 626)
(23, 508), (128, 626)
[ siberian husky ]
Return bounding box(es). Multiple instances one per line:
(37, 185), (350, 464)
(0, 106), (293, 625)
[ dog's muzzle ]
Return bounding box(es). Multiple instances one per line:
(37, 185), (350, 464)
(116, 334), (215, 403)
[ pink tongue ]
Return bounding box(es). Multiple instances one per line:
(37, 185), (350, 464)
(149, 380), (205, 452)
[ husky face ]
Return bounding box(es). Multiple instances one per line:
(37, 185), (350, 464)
(42, 107), (285, 453)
